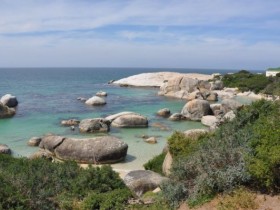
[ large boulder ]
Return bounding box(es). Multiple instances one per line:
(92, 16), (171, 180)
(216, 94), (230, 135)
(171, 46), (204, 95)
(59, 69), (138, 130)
(106, 112), (148, 128)
(85, 96), (106, 106)
(181, 99), (212, 121)
(0, 102), (16, 118)
(0, 94), (18, 107)
(210, 80), (224, 90)
(79, 118), (110, 133)
(0, 144), (11, 155)
(123, 170), (168, 196)
(39, 135), (128, 164)
(221, 99), (242, 113)
(201, 115), (219, 128)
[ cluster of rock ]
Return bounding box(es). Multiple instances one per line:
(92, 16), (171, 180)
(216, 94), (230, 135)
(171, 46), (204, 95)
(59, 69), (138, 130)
(30, 135), (128, 164)
(0, 94), (18, 118)
(77, 91), (108, 106)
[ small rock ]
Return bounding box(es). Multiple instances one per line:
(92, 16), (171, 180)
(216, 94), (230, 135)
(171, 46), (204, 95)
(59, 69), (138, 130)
(79, 118), (110, 133)
(108, 80), (115, 84)
(0, 102), (16, 118)
(156, 108), (171, 117)
(27, 137), (42, 147)
(222, 110), (236, 121)
(77, 97), (87, 102)
(61, 119), (80, 126)
(184, 129), (209, 140)
(169, 113), (186, 121)
(85, 96), (106, 106)
(145, 137), (157, 144)
(96, 91), (107, 97)
(152, 187), (161, 193)
(0, 144), (11, 155)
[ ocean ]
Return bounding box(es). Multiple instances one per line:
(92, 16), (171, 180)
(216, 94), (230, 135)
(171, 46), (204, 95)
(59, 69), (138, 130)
(0, 67), (252, 170)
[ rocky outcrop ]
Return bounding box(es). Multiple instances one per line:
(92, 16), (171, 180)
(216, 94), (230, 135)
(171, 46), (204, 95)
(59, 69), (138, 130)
(0, 102), (16, 118)
(156, 108), (171, 117)
(0, 144), (11, 155)
(0, 94), (18, 107)
(162, 152), (173, 176)
(123, 170), (168, 196)
(106, 112), (148, 128)
(85, 96), (106, 105)
(221, 99), (243, 113)
(201, 115), (219, 128)
(222, 110), (236, 121)
(181, 99), (212, 121)
(39, 135), (128, 164)
(96, 91), (107, 97)
(184, 129), (209, 140)
(210, 80), (224, 90)
(61, 119), (80, 126)
(27, 137), (42, 147)
(79, 118), (110, 133)
(210, 104), (222, 116)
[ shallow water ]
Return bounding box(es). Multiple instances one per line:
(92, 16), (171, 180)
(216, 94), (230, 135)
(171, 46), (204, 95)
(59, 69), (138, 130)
(0, 68), (246, 170)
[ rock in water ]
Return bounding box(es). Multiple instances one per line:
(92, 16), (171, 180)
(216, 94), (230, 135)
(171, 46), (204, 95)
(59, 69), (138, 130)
(168, 113), (186, 121)
(156, 108), (171, 117)
(85, 96), (106, 105)
(96, 91), (107, 97)
(144, 137), (157, 144)
(79, 118), (110, 133)
(27, 137), (42, 146)
(181, 99), (212, 121)
(0, 144), (11, 155)
(0, 102), (16, 118)
(106, 112), (148, 128)
(123, 170), (168, 196)
(0, 94), (18, 107)
(61, 119), (80, 126)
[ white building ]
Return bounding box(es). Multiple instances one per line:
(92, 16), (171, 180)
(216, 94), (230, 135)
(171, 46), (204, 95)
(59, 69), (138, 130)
(266, 68), (280, 77)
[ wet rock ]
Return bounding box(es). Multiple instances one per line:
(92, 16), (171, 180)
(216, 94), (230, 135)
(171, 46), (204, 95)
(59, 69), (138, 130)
(106, 112), (148, 128)
(156, 108), (171, 117)
(96, 91), (107, 97)
(61, 119), (80, 126)
(77, 97), (87, 102)
(79, 118), (110, 133)
(151, 122), (170, 131)
(168, 113), (186, 121)
(0, 102), (16, 118)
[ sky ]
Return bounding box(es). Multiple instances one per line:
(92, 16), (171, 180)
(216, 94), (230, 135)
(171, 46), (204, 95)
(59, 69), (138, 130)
(0, 0), (280, 70)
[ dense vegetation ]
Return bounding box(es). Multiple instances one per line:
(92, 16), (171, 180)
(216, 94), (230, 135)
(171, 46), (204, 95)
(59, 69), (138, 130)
(143, 152), (166, 175)
(160, 99), (280, 208)
(0, 156), (131, 210)
(222, 70), (270, 93)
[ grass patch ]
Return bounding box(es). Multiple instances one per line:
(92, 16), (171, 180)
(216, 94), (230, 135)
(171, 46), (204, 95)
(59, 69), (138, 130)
(143, 152), (166, 175)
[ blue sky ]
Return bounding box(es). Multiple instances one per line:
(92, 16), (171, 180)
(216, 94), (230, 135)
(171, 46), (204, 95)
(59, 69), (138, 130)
(0, 0), (280, 70)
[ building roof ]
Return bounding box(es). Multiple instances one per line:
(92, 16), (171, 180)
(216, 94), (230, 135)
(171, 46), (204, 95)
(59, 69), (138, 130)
(267, 67), (280, 71)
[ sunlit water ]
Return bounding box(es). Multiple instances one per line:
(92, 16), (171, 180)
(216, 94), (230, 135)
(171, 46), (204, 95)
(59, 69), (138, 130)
(0, 68), (254, 171)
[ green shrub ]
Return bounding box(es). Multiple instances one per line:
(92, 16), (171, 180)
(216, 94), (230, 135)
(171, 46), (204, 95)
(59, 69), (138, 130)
(0, 155), (131, 209)
(143, 152), (166, 175)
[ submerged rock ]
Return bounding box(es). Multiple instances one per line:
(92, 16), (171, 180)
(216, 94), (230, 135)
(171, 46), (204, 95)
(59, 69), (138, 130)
(85, 96), (106, 105)
(0, 94), (18, 107)
(79, 118), (110, 133)
(144, 137), (157, 144)
(123, 170), (168, 196)
(61, 119), (80, 126)
(39, 135), (128, 164)
(181, 99), (212, 121)
(168, 113), (186, 121)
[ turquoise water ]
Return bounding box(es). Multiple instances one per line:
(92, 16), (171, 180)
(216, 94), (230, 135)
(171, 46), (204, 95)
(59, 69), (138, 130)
(0, 68), (239, 170)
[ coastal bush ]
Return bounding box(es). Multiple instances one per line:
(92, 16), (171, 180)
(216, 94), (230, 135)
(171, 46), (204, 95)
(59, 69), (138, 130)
(222, 70), (269, 93)
(161, 100), (280, 208)
(0, 155), (131, 209)
(143, 152), (166, 175)
(247, 101), (280, 191)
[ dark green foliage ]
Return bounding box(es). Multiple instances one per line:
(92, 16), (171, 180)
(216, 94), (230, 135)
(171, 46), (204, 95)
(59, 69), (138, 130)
(0, 155), (131, 209)
(143, 152), (166, 175)
(161, 100), (280, 207)
(167, 131), (207, 159)
(262, 76), (280, 96)
(222, 70), (269, 93)
(247, 101), (280, 191)
(81, 188), (131, 210)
